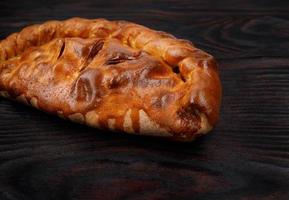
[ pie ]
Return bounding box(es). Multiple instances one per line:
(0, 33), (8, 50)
(0, 18), (222, 141)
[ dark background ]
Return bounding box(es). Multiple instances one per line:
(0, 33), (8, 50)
(1, 0), (289, 199)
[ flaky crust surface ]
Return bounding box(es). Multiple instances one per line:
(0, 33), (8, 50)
(0, 18), (222, 141)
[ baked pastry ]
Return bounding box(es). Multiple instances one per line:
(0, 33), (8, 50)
(0, 18), (222, 141)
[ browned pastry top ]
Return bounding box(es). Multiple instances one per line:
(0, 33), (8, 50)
(0, 18), (222, 141)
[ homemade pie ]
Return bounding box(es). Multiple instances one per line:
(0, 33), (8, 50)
(0, 18), (222, 141)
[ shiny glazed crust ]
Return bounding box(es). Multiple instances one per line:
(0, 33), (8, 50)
(0, 18), (222, 141)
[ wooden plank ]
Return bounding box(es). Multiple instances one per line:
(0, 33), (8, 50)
(0, 12), (289, 59)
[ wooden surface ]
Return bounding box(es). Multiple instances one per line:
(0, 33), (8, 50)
(1, 0), (289, 199)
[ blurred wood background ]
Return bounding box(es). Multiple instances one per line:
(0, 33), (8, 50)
(0, 0), (289, 199)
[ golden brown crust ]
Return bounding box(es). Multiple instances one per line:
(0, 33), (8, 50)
(0, 18), (222, 141)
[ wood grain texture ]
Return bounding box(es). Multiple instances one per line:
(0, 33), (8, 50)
(0, 0), (289, 199)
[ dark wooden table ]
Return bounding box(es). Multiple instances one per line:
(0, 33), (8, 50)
(1, 0), (289, 199)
